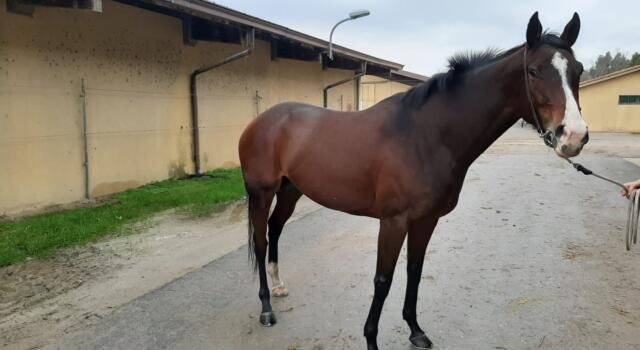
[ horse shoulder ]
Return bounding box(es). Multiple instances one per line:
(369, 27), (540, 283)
(372, 141), (468, 219)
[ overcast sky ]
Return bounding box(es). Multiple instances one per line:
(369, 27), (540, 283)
(215, 0), (638, 76)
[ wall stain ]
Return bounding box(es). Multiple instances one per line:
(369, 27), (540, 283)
(168, 162), (187, 179)
(91, 181), (140, 198)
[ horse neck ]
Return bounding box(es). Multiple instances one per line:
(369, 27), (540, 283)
(421, 48), (527, 170)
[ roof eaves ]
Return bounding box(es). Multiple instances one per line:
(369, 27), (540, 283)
(143, 0), (404, 70)
(580, 65), (640, 88)
(391, 69), (429, 82)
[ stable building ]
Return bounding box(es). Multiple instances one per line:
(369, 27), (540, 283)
(0, 0), (423, 215)
(580, 65), (640, 132)
(360, 70), (427, 110)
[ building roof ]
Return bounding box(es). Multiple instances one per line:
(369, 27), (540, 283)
(136, 0), (404, 72)
(580, 65), (640, 88)
(389, 69), (429, 85)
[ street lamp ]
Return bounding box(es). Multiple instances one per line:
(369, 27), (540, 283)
(328, 9), (370, 60)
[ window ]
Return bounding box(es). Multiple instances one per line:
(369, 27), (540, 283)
(619, 95), (640, 105)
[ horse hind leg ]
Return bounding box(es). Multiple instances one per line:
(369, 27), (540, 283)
(246, 182), (278, 326)
(267, 178), (302, 298)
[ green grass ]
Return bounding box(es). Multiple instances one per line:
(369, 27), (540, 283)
(0, 168), (246, 267)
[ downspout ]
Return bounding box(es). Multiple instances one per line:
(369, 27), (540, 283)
(190, 29), (255, 176)
(354, 74), (361, 111)
(323, 61), (367, 109)
(80, 78), (90, 199)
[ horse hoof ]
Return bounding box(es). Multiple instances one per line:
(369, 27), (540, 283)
(259, 312), (277, 327)
(272, 286), (289, 297)
(409, 333), (432, 349)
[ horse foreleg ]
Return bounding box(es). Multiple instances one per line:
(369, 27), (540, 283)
(364, 217), (408, 350)
(267, 181), (302, 297)
(403, 217), (438, 349)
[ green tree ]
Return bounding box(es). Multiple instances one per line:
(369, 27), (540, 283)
(582, 51), (636, 81)
(611, 52), (630, 71)
(594, 51), (613, 75)
(631, 52), (640, 66)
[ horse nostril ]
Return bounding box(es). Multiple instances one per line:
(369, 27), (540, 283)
(555, 125), (565, 138)
(582, 132), (589, 145)
(561, 144), (569, 152)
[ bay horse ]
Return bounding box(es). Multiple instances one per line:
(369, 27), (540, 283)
(239, 12), (587, 350)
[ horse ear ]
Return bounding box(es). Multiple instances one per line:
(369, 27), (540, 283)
(526, 12), (543, 48)
(561, 12), (581, 47)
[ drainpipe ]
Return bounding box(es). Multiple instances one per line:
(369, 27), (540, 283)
(354, 74), (361, 111)
(323, 61), (367, 109)
(190, 29), (255, 176)
(80, 78), (90, 199)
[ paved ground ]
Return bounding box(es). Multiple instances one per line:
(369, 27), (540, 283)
(5, 126), (640, 350)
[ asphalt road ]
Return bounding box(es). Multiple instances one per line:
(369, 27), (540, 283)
(56, 128), (640, 350)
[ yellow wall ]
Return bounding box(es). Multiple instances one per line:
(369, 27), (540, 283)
(580, 71), (640, 132)
(0, 0), (356, 215)
(360, 75), (411, 110)
(196, 43), (356, 170)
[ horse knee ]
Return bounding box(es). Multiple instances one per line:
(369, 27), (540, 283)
(363, 322), (378, 339)
(373, 274), (392, 297)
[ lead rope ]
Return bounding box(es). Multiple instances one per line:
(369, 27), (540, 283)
(628, 190), (640, 250)
(562, 158), (638, 250)
(523, 47), (638, 250)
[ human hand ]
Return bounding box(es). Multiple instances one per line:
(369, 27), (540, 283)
(622, 180), (640, 198)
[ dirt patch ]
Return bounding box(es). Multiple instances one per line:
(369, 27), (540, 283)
(611, 305), (630, 317)
(0, 246), (117, 320)
(0, 242), (134, 349)
(508, 296), (542, 312)
(0, 197), (321, 350)
(562, 242), (592, 261)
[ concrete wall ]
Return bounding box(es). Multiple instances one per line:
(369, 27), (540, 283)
(0, 0), (356, 215)
(580, 71), (640, 132)
(359, 75), (411, 110)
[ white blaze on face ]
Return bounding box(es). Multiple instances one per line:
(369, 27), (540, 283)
(551, 51), (588, 148)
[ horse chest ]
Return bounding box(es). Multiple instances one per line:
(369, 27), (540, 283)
(404, 171), (465, 218)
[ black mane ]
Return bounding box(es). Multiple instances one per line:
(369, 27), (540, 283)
(401, 33), (573, 109)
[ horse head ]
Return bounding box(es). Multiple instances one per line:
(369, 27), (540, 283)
(524, 12), (588, 158)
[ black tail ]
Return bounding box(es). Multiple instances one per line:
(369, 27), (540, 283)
(247, 196), (258, 273)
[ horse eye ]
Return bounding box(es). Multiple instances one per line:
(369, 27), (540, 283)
(528, 66), (540, 77)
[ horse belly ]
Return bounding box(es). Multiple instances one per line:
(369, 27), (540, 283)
(285, 156), (376, 216)
(273, 106), (385, 216)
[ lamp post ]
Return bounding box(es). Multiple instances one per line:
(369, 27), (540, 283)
(328, 9), (370, 60)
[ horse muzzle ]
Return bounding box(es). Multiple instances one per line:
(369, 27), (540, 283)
(554, 125), (589, 158)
